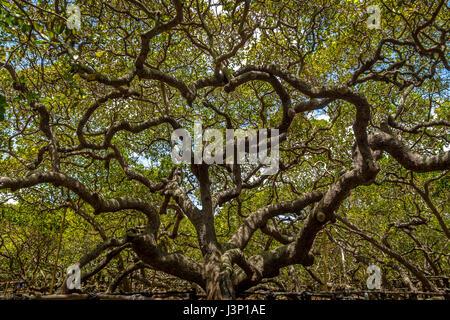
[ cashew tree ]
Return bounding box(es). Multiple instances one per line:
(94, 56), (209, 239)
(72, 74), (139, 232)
(0, 0), (448, 299)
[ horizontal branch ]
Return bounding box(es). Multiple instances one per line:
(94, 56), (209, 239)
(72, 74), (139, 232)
(229, 190), (324, 250)
(0, 172), (159, 230)
(369, 131), (450, 172)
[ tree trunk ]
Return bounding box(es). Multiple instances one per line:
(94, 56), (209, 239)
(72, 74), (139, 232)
(204, 252), (235, 300)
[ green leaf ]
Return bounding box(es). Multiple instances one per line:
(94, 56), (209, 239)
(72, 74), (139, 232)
(26, 93), (40, 101)
(21, 23), (31, 33)
(4, 15), (12, 26)
(0, 94), (7, 121)
(54, 22), (66, 35)
(33, 40), (47, 46)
